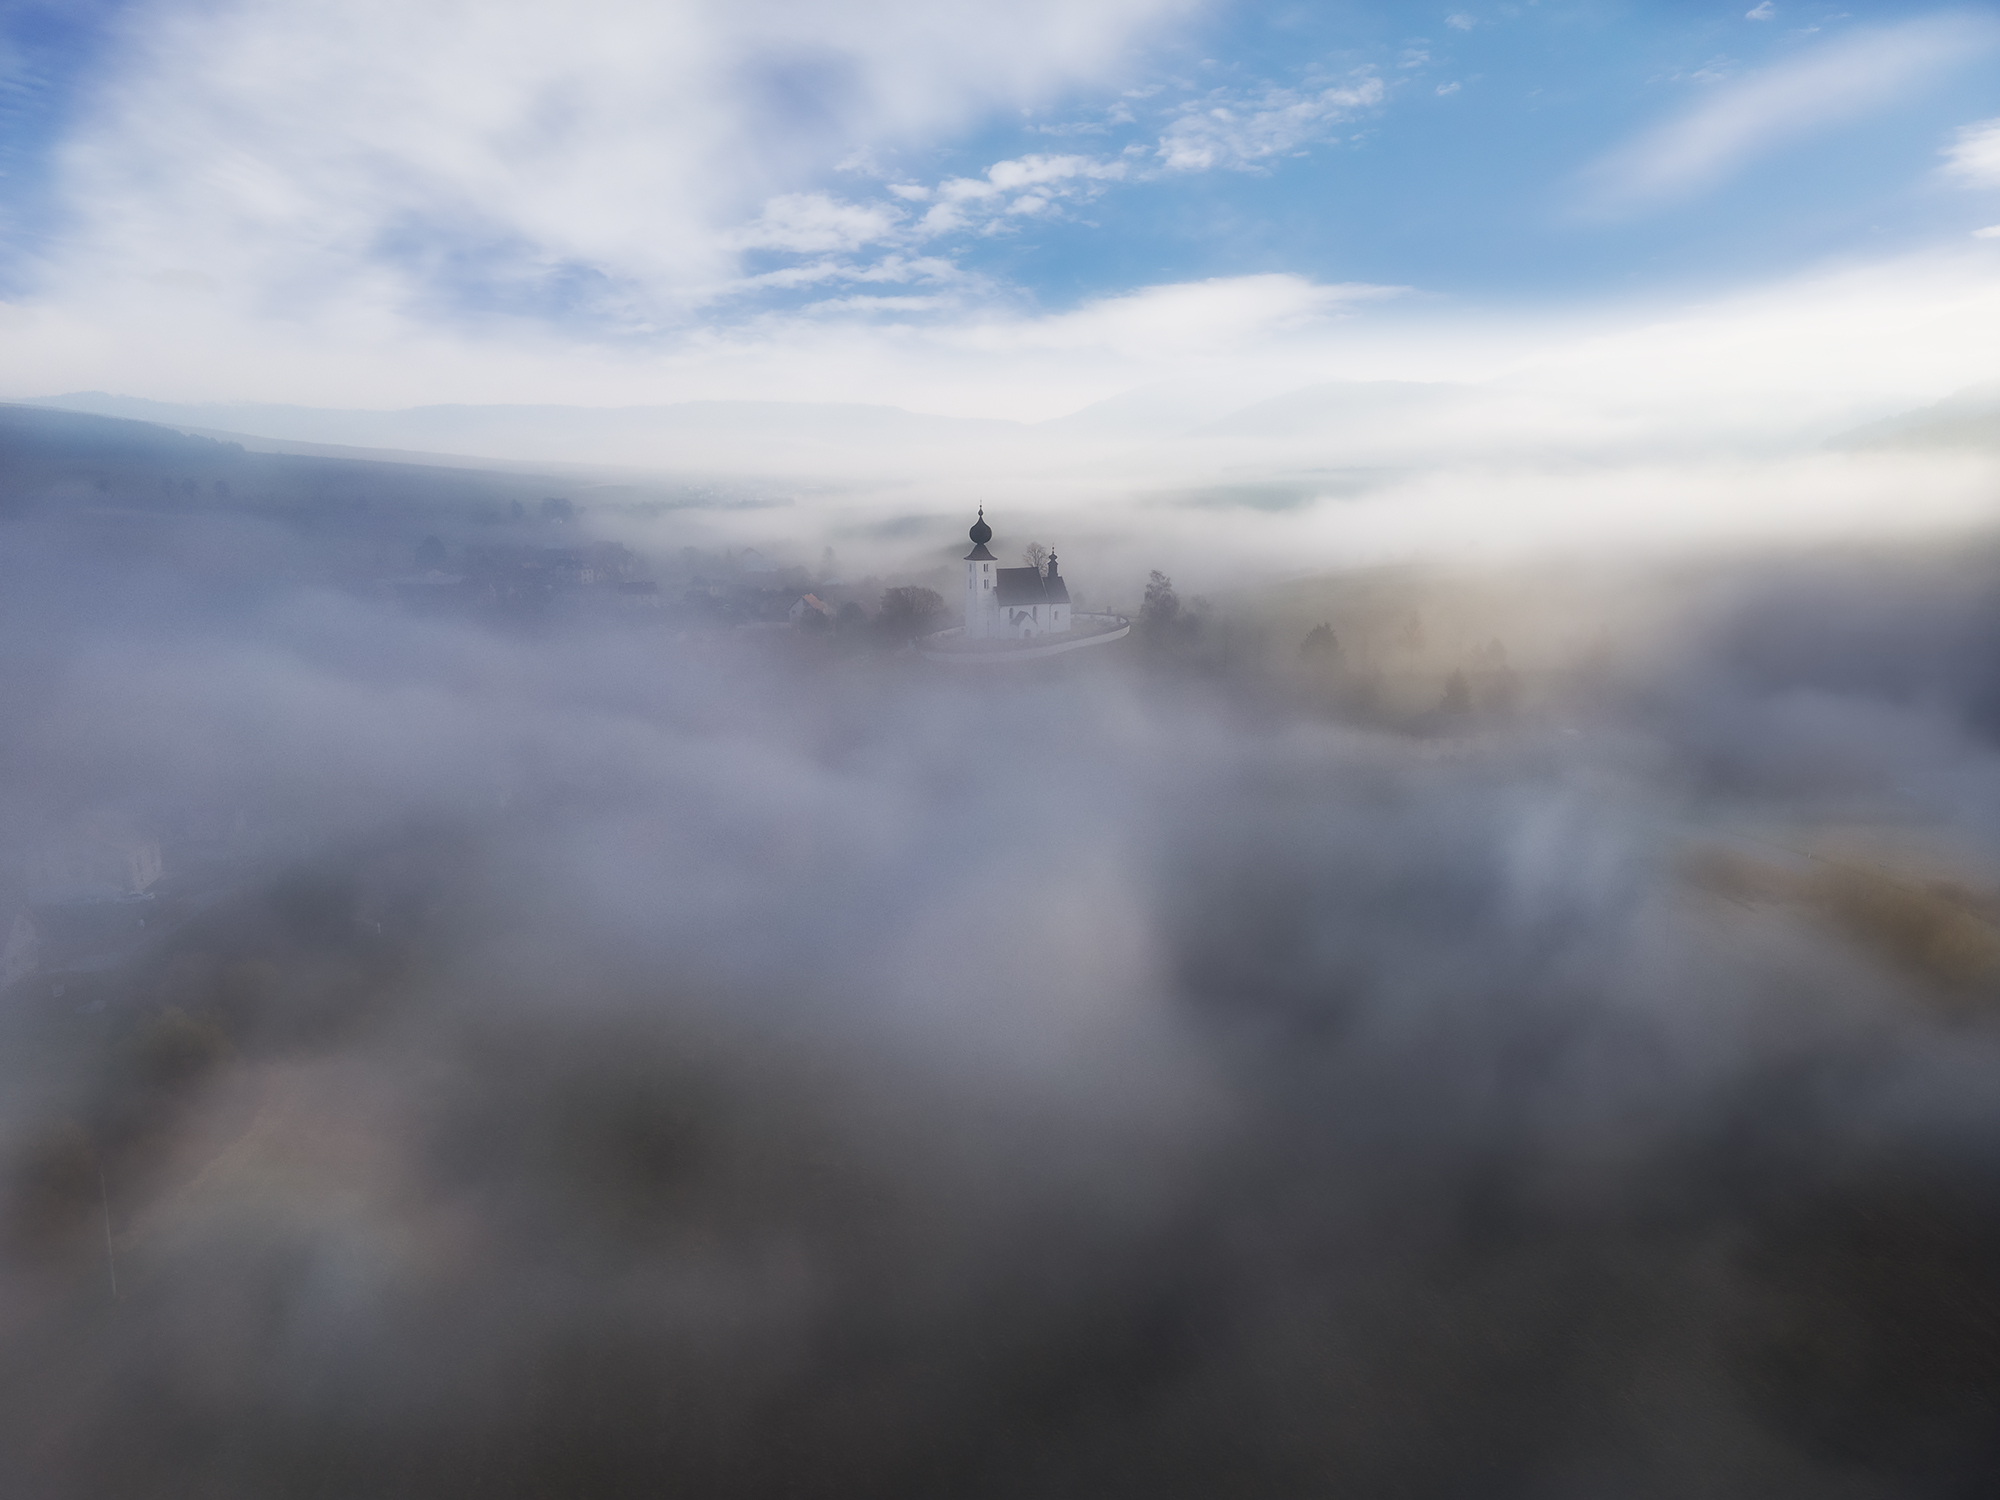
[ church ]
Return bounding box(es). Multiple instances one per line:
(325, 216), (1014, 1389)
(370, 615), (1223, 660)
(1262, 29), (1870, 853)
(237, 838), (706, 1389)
(961, 508), (1071, 639)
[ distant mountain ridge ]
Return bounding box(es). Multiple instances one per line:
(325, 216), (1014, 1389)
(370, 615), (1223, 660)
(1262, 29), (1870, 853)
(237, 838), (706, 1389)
(30, 391), (1022, 445)
(18, 392), (1060, 481)
(21, 375), (1604, 494)
(1831, 381), (2000, 452)
(25, 382), (1496, 475)
(1197, 380), (1485, 438)
(0, 401), (731, 521)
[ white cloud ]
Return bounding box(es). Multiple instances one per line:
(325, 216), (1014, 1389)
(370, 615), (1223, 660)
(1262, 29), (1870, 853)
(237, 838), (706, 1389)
(1581, 14), (2000, 213)
(955, 274), (1403, 361)
(911, 152), (1129, 237)
(916, 203), (970, 236)
(1437, 82), (1461, 96)
(728, 193), (899, 254)
(725, 252), (962, 296)
(797, 292), (950, 316)
(14, 248), (2000, 580)
(1446, 13), (1475, 30)
(33, 0), (1191, 330)
(1157, 76), (1385, 171)
(1975, 225), (2000, 239)
(1942, 119), (2000, 188)
(1746, 3), (1775, 20)
(13, 0), (2000, 545)
(950, 152), (1129, 199)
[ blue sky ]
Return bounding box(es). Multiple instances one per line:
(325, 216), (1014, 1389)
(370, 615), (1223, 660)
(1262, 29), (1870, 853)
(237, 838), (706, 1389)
(760, 1), (2000, 313)
(1012, 2), (2000, 301)
(0, 0), (120, 280)
(2, 0), (1999, 417)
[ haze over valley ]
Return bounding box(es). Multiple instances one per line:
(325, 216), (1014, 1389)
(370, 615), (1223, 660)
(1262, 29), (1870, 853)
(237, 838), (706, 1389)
(7, 2), (2000, 1495)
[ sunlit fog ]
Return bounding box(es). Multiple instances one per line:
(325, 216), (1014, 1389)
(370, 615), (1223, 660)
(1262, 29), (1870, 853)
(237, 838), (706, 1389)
(5, 2), (2000, 1496)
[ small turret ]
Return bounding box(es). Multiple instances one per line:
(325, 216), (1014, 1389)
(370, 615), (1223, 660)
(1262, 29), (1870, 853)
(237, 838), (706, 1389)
(1045, 550), (1058, 579)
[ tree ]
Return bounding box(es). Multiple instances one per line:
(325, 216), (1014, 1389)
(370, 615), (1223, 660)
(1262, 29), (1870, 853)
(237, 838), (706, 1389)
(1141, 570), (1180, 629)
(1300, 622), (1343, 665)
(540, 496), (575, 523)
(878, 586), (945, 641)
(1440, 670), (1470, 714)
(1022, 542), (1048, 575)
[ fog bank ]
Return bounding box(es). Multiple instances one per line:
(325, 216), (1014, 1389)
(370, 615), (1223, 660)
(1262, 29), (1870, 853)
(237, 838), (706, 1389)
(5, 434), (2000, 1496)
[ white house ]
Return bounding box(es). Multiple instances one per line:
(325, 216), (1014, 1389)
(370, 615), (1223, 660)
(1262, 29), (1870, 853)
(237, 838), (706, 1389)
(961, 509), (1071, 640)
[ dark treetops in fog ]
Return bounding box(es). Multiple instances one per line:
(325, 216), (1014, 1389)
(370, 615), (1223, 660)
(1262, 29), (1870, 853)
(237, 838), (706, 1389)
(6, 413), (2000, 1497)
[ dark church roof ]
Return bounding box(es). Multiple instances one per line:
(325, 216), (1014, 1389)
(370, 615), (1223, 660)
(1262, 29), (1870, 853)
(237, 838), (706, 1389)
(965, 507), (996, 561)
(993, 566), (1070, 606)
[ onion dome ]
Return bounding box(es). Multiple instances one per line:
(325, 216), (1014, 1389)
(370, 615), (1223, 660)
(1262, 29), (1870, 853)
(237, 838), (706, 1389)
(969, 507), (992, 545)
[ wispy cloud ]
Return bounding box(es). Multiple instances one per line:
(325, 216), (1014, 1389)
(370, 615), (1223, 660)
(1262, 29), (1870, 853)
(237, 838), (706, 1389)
(1157, 75), (1384, 171)
(1942, 118), (2000, 188)
(954, 273), (1402, 357)
(728, 194), (900, 254)
(1580, 14), (2000, 215)
(722, 252), (964, 300)
(919, 152), (1131, 234)
(31, 0), (1190, 334)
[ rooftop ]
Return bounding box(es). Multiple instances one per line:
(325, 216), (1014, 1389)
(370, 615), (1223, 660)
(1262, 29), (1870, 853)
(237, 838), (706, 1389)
(993, 566), (1070, 605)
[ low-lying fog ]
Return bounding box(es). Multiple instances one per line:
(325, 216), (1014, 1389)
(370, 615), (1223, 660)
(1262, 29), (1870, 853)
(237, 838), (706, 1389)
(5, 406), (2000, 1498)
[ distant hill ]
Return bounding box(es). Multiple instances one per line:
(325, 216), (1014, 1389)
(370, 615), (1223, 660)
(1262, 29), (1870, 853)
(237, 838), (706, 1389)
(21, 377), (1565, 488)
(1196, 380), (1483, 438)
(1, 401), (245, 470)
(0, 402), (713, 522)
(0, 403), (250, 514)
(1830, 382), (2000, 452)
(26, 393), (1028, 474)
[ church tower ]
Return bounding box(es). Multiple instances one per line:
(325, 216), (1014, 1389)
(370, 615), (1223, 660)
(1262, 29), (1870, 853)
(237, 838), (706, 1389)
(963, 507), (996, 639)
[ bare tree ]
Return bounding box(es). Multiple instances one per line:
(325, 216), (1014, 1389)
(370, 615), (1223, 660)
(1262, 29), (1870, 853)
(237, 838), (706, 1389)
(1022, 543), (1048, 575)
